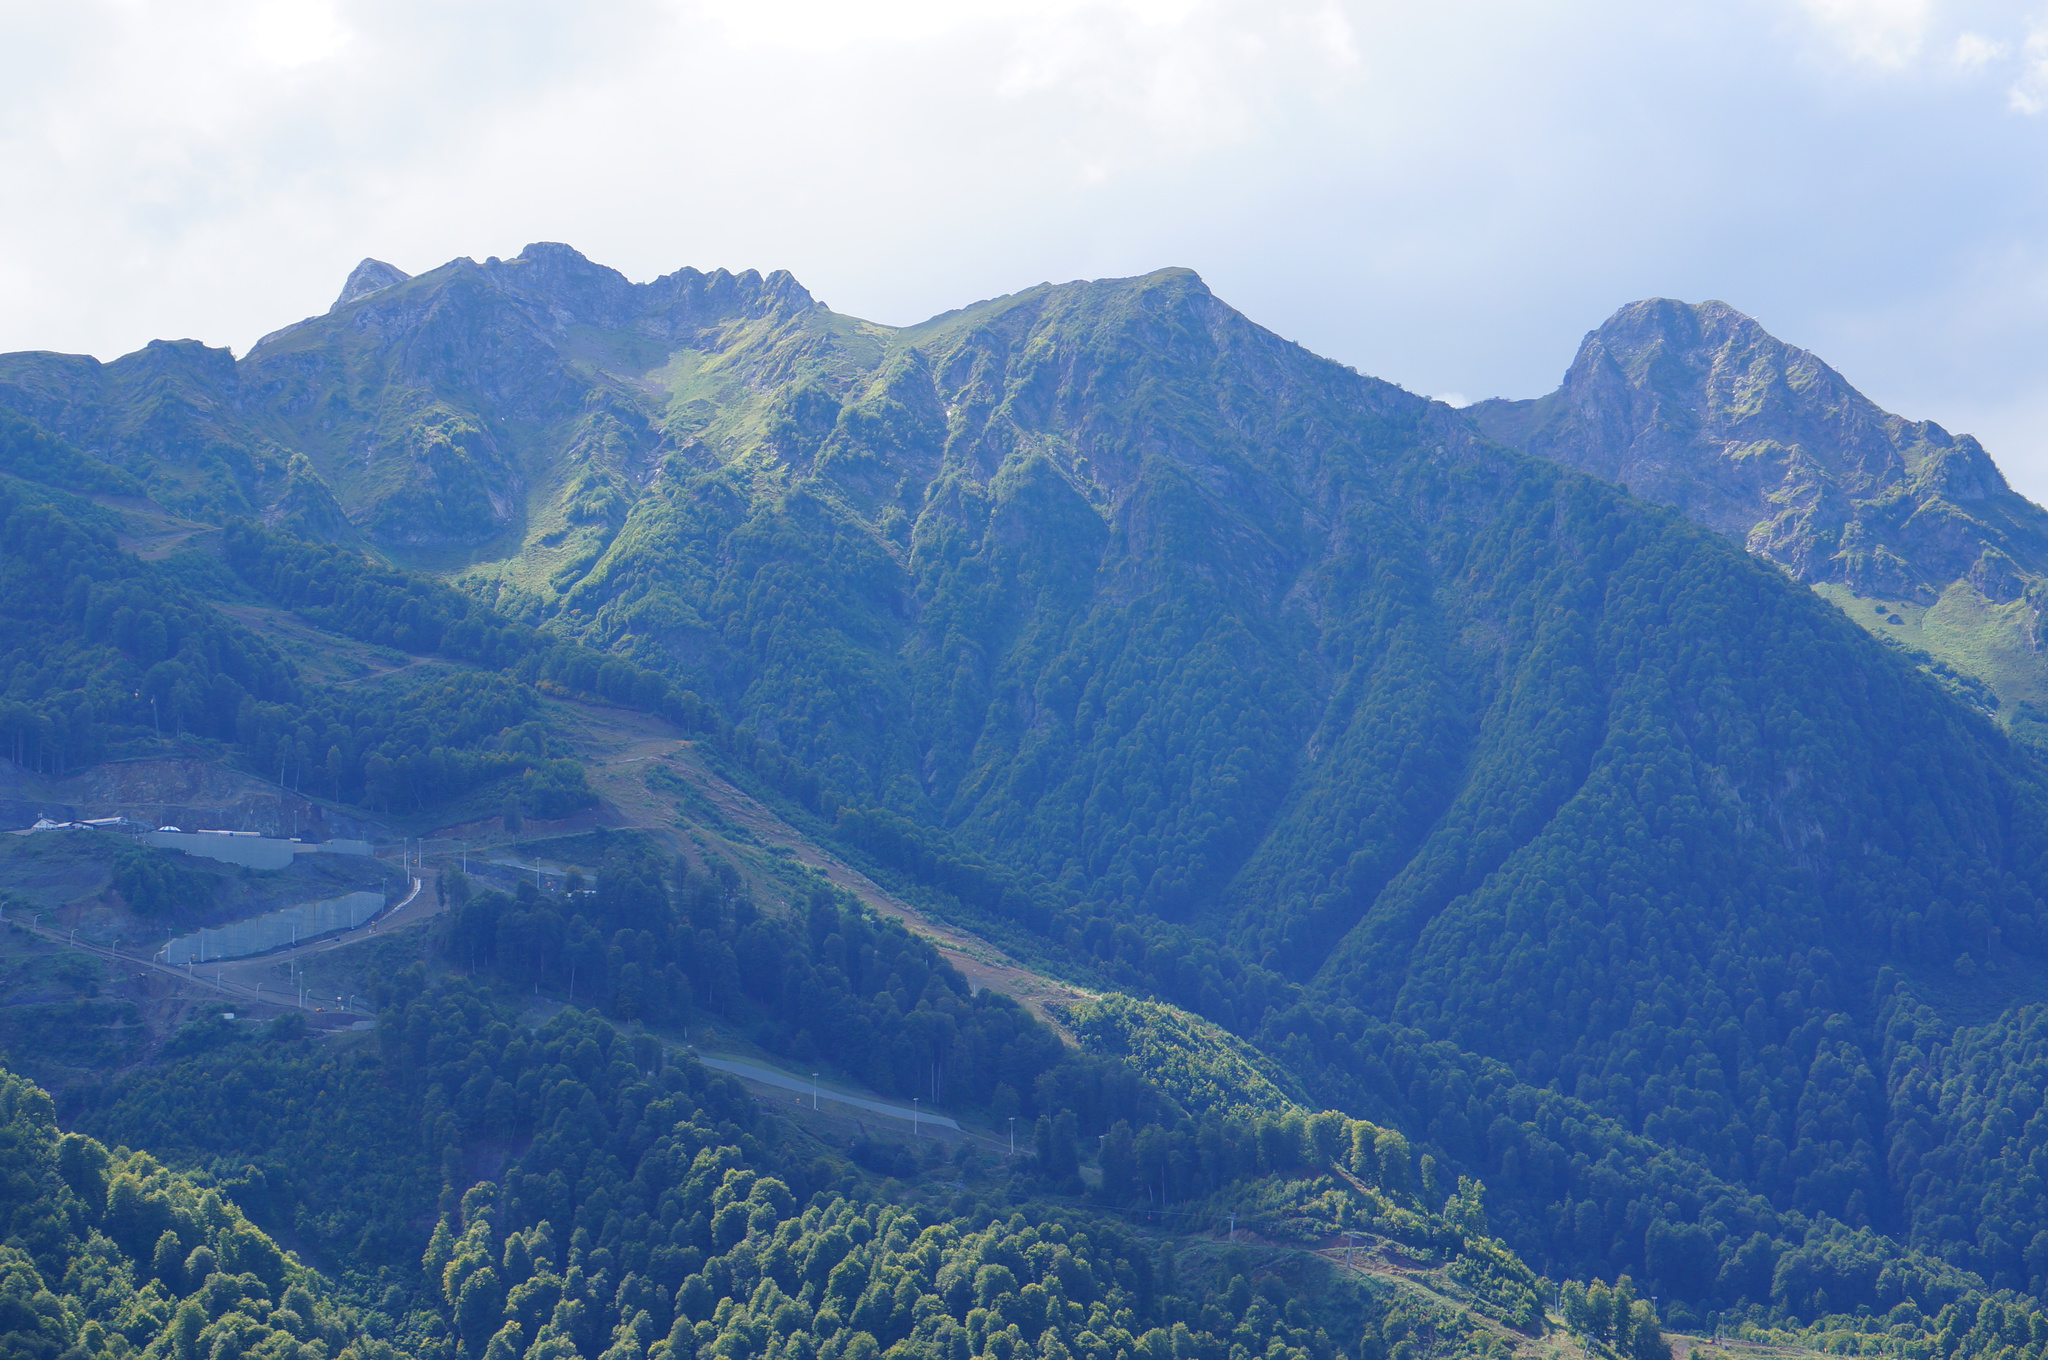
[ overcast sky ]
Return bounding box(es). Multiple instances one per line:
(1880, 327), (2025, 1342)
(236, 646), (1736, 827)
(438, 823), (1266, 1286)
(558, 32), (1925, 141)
(9, 1), (2048, 495)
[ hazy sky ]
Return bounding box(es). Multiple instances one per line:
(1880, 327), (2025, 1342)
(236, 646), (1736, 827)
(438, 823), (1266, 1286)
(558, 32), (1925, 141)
(10, 1), (2048, 495)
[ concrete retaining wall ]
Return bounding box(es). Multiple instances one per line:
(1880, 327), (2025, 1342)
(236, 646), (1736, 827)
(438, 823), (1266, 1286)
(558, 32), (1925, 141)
(293, 839), (371, 856)
(162, 890), (385, 964)
(145, 831), (294, 870)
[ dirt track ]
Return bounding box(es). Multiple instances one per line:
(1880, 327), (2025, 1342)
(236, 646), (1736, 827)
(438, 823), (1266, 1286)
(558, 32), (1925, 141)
(500, 701), (1095, 1036)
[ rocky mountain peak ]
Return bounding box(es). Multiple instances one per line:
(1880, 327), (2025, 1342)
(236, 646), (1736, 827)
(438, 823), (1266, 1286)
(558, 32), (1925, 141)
(1519, 298), (1905, 509)
(331, 258), (411, 311)
(1470, 297), (2048, 708)
(1586, 296), (1771, 363)
(1470, 297), (2023, 557)
(484, 242), (638, 324)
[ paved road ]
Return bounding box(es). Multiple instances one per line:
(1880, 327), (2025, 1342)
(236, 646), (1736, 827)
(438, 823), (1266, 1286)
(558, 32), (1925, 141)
(694, 1053), (960, 1130)
(483, 858), (579, 883)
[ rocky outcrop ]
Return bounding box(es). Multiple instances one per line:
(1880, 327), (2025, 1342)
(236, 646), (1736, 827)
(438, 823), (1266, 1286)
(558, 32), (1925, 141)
(331, 257), (411, 310)
(1468, 298), (2048, 604)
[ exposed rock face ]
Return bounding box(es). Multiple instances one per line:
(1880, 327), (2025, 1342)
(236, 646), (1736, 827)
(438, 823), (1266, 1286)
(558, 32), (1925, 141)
(331, 257), (411, 310)
(1468, 299), (2048, 605)
(232, 243), (818, 548)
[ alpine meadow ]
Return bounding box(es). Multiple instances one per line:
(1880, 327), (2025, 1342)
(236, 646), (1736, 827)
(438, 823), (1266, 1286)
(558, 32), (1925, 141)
(2, 243), (2048, 1360)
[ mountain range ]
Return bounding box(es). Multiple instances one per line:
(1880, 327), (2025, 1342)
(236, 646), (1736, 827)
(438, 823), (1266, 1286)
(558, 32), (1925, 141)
(4, 245), (2048, 1359)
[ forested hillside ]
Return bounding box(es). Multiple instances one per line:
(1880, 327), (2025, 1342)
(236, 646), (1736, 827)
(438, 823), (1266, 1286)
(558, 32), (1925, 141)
(0, 399), (717, 826)
(59, 851), (1568, 1360)
(0, 1060), (392, 1359)
(42, 834), (2048, 1360)
(8, 248), (2048, 1351)
(0, 467), (591, 817)
(294, 254), (2048, 1307)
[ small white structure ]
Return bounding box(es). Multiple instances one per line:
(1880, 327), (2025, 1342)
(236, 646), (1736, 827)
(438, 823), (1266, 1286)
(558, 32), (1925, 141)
(16, 815), (143, 837)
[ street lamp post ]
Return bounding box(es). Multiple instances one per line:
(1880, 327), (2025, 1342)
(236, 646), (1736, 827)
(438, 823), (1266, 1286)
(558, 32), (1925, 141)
(812, 1073), (819, 1110)
(1008, 1116), (1016, 1154)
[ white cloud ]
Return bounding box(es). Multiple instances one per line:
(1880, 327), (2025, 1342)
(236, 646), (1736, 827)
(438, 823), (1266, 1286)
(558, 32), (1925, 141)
(245, 0), (351, 67)
(1953, 30), (2008, 65)
(1796, 0), (1935, 67)
(0, 0), (1381, 355)
(2012, 23), (2048, 110)
(1778, 2), (2048, 124)
(986, 0), (1361, 155)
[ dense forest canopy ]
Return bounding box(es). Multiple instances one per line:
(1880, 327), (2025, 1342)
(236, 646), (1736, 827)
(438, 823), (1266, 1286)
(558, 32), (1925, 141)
(4, 249), (2048, 1359)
